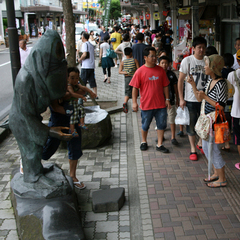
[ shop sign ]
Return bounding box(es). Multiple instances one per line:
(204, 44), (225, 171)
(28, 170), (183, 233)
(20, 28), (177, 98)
(178, 8), (190, 15)
(145, 14), (150, 20)
(83, 2), (100, 9)
(153, 12), (160, 20)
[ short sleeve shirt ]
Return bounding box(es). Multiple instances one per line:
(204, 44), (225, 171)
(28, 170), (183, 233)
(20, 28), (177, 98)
(110, 32), (122, 50)
(81, 41), (95, 69)
(179, 55), (208, 102)
(129, 65), (170, 110)
(228, 70), (240, 118)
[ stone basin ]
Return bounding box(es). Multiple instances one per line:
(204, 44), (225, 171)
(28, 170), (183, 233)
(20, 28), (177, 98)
(82, 105), (112, 149)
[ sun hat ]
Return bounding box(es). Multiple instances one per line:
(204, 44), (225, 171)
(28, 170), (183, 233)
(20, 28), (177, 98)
(236, 49), (240, 60)
(204, 54), (224, 77)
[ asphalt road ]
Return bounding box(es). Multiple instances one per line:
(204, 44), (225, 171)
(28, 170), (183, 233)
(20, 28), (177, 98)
(0, 49), (13, 121)
(0, 39), (38, 121)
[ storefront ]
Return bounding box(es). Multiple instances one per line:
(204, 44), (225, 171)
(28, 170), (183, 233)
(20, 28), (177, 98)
(220, 2), (240, 54)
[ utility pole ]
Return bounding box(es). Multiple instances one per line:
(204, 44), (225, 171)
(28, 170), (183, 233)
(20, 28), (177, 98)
(5, 0), (20, 87)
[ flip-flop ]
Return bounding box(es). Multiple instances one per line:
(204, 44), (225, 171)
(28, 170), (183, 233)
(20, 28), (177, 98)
(235, 162), (240, 170)
(74, 181), (86, 190)
(207, 181), (227, 188)
(203, 176), (219, 183)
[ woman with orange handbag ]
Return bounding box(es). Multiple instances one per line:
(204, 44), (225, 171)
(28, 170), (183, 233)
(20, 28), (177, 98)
(187, 54), (228, 188)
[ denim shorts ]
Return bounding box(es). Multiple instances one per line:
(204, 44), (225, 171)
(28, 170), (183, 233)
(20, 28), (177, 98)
(141, 108), (167, 131)
(186, 101), (201, 136)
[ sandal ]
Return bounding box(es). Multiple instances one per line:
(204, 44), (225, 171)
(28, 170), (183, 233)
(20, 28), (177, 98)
(207, 181), (227, 188)
(203, 176), (219, 183)
(79, 124), (88, 130)
(74, 181), (86, 190)
(221, 146), (230, 152)
(196, 145), (204, 154)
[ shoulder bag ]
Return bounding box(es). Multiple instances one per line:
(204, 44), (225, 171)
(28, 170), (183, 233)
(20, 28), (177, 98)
(106, 45), (117, 59)
(195, 79), (216, 141)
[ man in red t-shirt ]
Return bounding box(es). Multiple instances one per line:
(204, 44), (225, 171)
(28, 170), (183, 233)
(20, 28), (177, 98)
(129, 46), (170, 153)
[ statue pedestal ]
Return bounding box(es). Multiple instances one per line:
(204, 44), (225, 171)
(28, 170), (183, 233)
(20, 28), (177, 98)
(10, 164), (85, 240)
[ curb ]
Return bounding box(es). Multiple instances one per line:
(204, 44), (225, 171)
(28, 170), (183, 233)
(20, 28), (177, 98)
(0, 127), (10, 143)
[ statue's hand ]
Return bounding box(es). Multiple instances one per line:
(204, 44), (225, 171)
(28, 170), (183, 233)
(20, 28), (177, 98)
(49, 127), (73, 141)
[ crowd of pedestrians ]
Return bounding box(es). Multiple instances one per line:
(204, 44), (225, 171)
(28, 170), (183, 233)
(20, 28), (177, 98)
(72, 23), (240, 189)
(17, 24), (240, 190)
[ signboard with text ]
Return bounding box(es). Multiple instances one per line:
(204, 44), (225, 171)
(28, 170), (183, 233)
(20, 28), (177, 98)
(103, 0), (111, 28)
(83, 2), (100, 8)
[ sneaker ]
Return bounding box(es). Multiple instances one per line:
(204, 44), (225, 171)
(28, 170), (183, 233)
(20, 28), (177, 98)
(123, 102), (128, 113)
(156, 145), (169, 153)
(140, 142), (148, 151)
(171, 138), (178, 145)
(115, 65), (118, 68)
(177, 131), (184, 137)
(189, 152), (198, 161)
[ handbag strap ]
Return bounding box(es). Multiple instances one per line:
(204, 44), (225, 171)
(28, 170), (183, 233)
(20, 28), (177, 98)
(215, 102), (227, 123)
(201, 79), (212, 114)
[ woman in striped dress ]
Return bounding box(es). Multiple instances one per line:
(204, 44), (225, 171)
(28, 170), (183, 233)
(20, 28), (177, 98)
(187, 54), (228, 188)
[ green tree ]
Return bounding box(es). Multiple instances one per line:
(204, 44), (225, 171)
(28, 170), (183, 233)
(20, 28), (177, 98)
(98, 0), (121, 21)
(110, 0), (121, 20)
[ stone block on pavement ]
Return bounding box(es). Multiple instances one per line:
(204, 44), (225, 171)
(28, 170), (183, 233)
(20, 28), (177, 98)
(92, 187), (125, 213)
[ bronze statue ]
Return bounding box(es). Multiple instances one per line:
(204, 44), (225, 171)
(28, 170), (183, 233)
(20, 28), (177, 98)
(9, 30), (72, 185)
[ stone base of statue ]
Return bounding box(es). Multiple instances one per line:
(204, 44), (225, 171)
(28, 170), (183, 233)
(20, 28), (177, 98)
(82, 106), (112, 149)
(10, 163), (85, 240)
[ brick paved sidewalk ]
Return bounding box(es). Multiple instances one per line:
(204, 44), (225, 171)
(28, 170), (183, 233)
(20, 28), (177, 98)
(134, 108), (240, 239)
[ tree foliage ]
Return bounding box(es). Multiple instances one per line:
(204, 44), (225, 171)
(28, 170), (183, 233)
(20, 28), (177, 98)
(110, 0), (121, 20)
(98, 0), (121, 20)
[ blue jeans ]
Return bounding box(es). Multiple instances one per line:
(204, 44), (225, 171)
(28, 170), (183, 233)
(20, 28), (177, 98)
(186, 101), (201, 136)
(141, 108), (167, 131)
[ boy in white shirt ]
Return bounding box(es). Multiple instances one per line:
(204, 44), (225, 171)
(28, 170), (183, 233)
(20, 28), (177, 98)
(178, 36), (208, 161)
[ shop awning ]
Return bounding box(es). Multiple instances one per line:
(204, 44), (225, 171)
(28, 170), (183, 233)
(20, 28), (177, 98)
(2, 10), (22, 18)
(20, 6), (87, 15)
